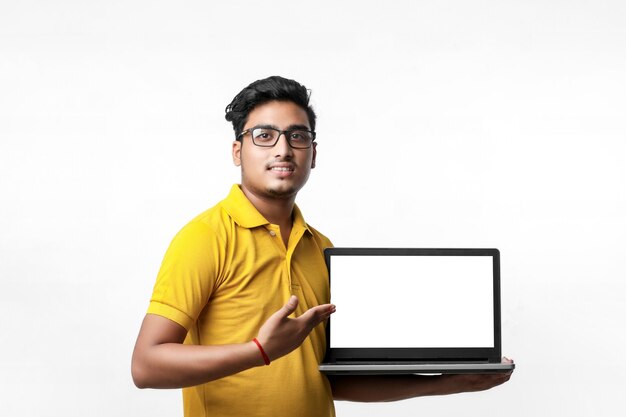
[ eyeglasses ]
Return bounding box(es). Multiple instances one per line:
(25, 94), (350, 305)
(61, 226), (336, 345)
(238, 126), (316, 149)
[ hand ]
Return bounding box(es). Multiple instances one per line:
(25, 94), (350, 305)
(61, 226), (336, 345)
(441, 357), (514, 394)
(256, 295), (336, 362)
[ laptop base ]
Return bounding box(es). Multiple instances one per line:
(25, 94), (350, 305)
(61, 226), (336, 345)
(319, 362), (515, 375)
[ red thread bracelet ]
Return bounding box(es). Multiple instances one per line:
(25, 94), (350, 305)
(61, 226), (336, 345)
(252, 338), (270, 365)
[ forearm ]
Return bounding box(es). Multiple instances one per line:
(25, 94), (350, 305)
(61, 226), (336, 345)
(329, 374), (453, 402)
(329, 372), (512, 402)
(132, 299), (335, 390)
(132, 341), (265, 389)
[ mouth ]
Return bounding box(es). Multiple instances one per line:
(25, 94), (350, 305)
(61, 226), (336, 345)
(268, 163), (296, 177)
(268, 163), (295, 171)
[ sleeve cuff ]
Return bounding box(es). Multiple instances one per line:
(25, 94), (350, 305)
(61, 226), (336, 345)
(147, 301), (194, 330)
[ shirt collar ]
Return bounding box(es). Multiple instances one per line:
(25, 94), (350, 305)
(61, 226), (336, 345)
(291, 203), (313, 236)
(220, 184), (313, 235)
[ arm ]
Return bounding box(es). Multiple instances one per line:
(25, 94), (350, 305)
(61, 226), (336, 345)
(131, 295), (336, 389)
(329, 358), (514, 402)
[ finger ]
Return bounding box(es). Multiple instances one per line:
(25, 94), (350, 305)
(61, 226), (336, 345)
(277, 295), (299, 319)
(299, 304), (336, 327)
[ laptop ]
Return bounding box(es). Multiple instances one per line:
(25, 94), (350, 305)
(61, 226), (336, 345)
(319, 248), (515, 375)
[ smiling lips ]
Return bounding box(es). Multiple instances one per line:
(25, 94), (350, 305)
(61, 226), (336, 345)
(268, 163), (295, 174)
(268, 164), (295, 178)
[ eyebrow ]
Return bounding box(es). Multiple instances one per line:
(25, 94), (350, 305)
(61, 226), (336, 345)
(251, 124), (312, 131)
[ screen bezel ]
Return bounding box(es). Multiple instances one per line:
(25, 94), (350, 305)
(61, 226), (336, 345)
(323, 248), (502, 363)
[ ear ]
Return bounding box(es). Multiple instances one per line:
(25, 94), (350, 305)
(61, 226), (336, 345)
(311, 142), (317, 169)
(232, 140), (242, 167)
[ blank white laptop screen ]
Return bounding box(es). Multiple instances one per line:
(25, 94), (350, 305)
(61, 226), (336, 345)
(330, 255), (494, 348)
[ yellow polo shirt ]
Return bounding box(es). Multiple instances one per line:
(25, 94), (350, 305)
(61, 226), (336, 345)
(147, 184), (335, 417)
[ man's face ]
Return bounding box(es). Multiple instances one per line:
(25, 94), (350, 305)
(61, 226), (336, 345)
(232, 100), (317, 201)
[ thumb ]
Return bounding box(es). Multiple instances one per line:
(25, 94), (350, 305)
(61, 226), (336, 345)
(278, 295), (299, 318)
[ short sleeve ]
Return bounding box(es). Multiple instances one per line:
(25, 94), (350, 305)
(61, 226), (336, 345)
(147, 220), (224, 330)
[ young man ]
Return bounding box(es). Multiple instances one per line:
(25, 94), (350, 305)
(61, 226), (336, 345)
(131, 76), (513, 416)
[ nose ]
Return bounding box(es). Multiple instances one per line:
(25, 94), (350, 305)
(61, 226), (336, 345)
(274, 132), (294, 157)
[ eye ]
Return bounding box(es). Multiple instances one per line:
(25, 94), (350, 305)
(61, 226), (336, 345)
(253, 128), (278, 142)
(289, 131), (310, 142)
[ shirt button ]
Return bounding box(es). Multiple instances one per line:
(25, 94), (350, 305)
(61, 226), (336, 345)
(269, 230), (276, 237)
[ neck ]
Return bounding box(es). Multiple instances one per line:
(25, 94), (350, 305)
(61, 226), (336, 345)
(240, 185), (296, 228)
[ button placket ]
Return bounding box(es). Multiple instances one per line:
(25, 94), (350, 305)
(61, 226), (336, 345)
(285, 229), (306, 293)
(265, 225), (291, 290)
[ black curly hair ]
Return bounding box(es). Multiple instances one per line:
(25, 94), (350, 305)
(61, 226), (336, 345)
(224, 76), (316, 139)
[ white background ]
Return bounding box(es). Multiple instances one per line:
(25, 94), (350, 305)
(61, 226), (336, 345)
(1, 1), (624, 416)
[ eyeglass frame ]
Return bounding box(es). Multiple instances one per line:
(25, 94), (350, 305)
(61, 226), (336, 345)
(237, 125), (317, 149)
